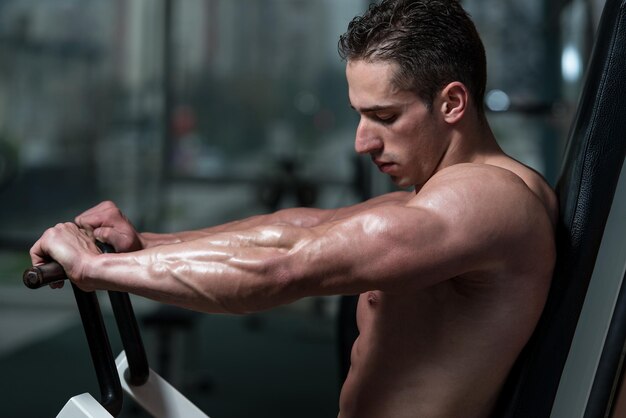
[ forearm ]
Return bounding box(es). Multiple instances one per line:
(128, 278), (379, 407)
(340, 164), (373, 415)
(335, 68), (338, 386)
(139, 207), (336, 249)
(89, 229), (299, 314)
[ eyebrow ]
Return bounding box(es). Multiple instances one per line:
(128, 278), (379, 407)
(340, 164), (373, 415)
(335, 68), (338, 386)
(349, 103), (398, 113)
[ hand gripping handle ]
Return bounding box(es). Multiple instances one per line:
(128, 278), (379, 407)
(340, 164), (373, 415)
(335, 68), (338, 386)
(23, 241), (150, 416)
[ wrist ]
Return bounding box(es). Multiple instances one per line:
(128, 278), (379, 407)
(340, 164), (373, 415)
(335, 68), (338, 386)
(75, 251), (102, 291)
(138, 232), (152, 250)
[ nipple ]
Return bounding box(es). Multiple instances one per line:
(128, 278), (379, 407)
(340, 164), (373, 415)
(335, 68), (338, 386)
(367, 291), (379, 305)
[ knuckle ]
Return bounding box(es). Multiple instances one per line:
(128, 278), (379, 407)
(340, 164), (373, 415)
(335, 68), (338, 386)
(45, 226), (59, 239)
(103, 201), (118, 212)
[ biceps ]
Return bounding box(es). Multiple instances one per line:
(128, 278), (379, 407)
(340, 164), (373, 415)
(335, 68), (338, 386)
(291, 208), (464, 295)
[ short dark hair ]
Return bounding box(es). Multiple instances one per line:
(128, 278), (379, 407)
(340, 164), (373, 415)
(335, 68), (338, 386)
(339, 0), (487, 114)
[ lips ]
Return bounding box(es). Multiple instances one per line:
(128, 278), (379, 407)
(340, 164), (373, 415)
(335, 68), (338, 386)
(374, 160), (395, 173)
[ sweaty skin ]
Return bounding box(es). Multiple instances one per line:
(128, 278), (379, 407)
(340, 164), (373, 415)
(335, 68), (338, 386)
(30, 60), (557, 418)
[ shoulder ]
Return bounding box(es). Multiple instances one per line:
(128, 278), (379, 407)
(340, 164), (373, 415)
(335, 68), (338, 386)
(409, 163), (556, 268)
(415, 162), (553, 212)
(412, 163), (538, 214)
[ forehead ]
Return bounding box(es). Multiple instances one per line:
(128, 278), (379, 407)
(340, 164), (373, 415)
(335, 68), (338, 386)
(346, 59), (416, 109)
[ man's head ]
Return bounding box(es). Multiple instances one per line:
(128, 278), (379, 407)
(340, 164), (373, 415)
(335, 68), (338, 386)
(339, 0), (487, 115)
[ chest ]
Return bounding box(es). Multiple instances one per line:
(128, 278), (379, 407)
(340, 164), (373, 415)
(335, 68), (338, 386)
(354, 277), (542, 340)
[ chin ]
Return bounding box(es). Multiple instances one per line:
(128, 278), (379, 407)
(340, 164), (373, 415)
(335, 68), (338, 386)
(391, 176), (413, 189)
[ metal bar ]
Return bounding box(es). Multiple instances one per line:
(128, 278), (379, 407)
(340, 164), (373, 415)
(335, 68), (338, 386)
(95, 242), (150, 387)
(72, 282), (123, 417)
(108, 291), (149, 386)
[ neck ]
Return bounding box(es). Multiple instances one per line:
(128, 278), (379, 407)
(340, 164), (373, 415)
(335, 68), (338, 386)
(434, 113), (503, 173)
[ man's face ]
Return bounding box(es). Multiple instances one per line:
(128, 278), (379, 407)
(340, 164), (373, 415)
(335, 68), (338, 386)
(346, 59), (448, 190)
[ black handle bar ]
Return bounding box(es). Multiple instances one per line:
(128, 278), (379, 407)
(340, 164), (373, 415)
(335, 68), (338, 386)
(23, 241), (150, 416)
(96, 242), (149, 387)
(23, 262), (66, 289)
(108, 290), (149, 386)
(72, 280), (124, 416)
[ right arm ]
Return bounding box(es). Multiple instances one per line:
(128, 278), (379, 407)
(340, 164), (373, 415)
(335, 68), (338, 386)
(37, 167), (553, 314)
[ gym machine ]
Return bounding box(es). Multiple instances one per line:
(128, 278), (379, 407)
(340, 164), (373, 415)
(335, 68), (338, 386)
(23, 242), (210, 418)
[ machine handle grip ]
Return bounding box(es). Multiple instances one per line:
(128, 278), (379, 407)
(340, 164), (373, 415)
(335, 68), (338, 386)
(22, 241), (115, 289)
(23, 262), (66, 289)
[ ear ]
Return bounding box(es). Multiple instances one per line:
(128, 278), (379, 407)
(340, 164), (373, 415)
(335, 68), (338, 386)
(437, 82), (469, 124)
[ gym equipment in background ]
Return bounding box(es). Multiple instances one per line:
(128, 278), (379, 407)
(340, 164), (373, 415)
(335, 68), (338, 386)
(495, 0), (626, 416)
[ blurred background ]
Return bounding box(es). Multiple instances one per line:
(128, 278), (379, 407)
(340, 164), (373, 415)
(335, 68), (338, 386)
(0, 0), (608, 416)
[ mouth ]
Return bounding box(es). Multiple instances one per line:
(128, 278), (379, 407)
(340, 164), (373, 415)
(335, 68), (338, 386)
(374, 159), (395, 173)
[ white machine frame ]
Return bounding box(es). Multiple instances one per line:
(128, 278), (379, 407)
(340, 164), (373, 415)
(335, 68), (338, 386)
(57, 351), (210, 418)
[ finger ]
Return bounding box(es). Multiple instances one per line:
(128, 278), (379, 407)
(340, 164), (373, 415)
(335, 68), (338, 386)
(75, 211), (105, 230)
(93, 226), (128, 252)
(80, 227), (95, 240)
(29, 230), (54, 266)
(75, 201), (118, 228)
(92, 226), (113, 244)
(49, 280), (65, 290)
(29, 242), (47, 266)
(75, 201), (109, 219)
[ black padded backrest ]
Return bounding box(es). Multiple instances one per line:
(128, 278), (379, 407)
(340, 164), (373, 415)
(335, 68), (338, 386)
(496, 0), (626, 416)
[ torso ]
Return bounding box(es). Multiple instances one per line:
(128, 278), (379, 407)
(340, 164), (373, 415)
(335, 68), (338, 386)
(338, 159), (557, 418)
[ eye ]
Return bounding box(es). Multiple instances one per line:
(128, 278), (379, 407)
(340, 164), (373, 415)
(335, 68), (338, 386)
(374, 113), (397, 124)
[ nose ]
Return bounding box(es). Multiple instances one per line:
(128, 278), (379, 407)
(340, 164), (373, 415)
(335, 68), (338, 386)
(354, 117), (383, 155)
